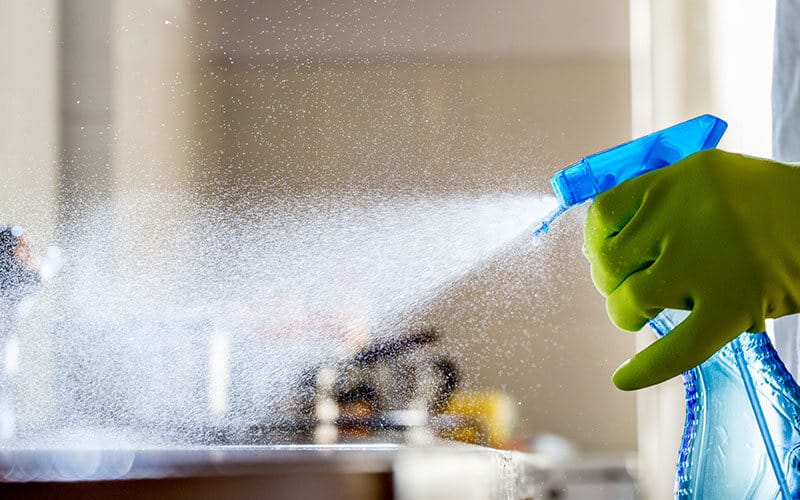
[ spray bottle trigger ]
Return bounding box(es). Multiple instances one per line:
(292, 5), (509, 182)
(643, 138), (682, 172)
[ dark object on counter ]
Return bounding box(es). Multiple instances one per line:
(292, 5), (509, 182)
(230, 328), (462, 446)
(0, 226), (40, 302)
(429, 357), (460, 413)
(327, 327), (461, 439)
(350, 328), (439, 366)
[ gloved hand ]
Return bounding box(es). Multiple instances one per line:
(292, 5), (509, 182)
(583, 149), (800, 390)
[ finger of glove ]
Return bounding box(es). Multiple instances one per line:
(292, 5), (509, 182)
(589, 202), (663, 296)
(584, 173), (654, 256)
(604, 259), (680, 331)
(612, 302), (746, 390)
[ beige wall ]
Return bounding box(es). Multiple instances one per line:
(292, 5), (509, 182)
(0, 0), (59, 238)
(183, 1), (636, 451)
(112, 0), (198, 188)
(1, 0), (637, 452)
(0, 0), (59, 430)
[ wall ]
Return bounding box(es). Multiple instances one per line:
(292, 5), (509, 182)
(0, 0), (59, 238)
(0, 0), (60, 430)
(0, 0), (637, 453)
(185, 0), (636, 451)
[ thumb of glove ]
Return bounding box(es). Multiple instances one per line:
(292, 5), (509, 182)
(612, 303), (748, 390)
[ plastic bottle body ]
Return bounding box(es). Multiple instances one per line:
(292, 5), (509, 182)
(650, 310), (800, 498)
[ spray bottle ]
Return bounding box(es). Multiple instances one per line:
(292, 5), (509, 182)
(538, 114), (800, 499)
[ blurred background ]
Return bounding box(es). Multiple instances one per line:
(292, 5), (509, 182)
(0, 1), (776, 498)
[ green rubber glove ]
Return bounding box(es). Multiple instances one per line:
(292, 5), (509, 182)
(583, 149), (800, 390)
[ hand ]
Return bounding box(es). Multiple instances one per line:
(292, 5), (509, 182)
(583, 149), (800, 390)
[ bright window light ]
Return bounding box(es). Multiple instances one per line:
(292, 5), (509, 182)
(708, 0), (776, 157)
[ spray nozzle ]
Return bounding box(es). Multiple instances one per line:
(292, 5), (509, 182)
(533, 114), (727, 236)
(552, 114), (727, 207)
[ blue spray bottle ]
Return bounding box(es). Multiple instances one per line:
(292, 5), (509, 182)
(538, 114), (800, 499)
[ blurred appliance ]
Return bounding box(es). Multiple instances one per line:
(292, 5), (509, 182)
(313, 328), (461, 444)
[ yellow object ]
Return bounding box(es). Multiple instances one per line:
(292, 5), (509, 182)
(438, 391), (517, 448)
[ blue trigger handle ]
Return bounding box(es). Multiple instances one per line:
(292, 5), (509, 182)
(550, 114), (728, 207)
